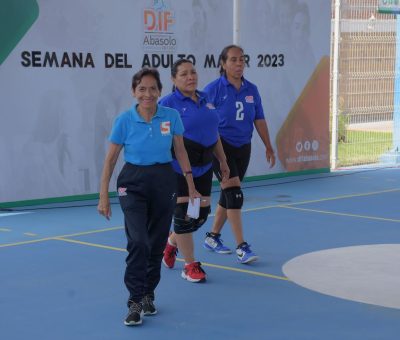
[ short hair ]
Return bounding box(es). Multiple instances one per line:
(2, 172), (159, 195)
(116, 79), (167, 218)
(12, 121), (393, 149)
(131, 67), (163, 92)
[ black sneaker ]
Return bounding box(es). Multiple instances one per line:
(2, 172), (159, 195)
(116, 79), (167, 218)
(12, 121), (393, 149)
(142, 294), (157, 315)
(124, 300), (143, 326)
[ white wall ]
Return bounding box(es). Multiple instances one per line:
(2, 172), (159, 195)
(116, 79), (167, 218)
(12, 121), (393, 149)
(0, 0), (331, 203)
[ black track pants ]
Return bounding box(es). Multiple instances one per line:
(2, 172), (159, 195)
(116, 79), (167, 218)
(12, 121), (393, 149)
(117, 162), (176, 302)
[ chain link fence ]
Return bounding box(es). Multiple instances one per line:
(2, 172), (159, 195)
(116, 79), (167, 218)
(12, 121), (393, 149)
(331, 0), (395, 168)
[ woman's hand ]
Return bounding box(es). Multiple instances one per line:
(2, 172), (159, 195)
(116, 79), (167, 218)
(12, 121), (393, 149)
(97, 143), (122, 220)
(219, 159), (230, 183)
(188, 182), (202, 204)
(97, 196), (112, 220)
(253, 119), (275, 168)
(266, 147), (276, 168)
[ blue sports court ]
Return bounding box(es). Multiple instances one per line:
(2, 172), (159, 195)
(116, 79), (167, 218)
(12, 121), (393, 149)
(1, 167), (400, 339)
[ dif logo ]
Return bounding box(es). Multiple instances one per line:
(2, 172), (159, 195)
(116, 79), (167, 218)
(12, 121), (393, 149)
(142, 1), (177, 52)
(144, 9), (175, 32)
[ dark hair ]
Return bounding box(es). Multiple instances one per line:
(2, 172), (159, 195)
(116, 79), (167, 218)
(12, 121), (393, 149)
(170, 58), (194, 92)
(131, 67), (162, 92)
(171, 58), (193, 78)
(218, 44), (244, 76)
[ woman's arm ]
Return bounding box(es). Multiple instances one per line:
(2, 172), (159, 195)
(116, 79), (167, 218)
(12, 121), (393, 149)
(213, 137), (230, 182)
(254, 119), (276, 168)
(173, 135), (201, 200)
(97, 142), (123, 219)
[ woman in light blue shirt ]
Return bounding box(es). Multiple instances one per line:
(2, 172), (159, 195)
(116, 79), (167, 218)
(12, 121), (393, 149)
(97, 68), (200, 327)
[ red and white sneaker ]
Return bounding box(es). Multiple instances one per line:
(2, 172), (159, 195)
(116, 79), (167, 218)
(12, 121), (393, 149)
(162, 242), (178, 269)
(181, 262), (207, 282)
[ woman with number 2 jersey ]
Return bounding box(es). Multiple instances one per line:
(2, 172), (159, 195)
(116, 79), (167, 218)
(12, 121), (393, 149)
(203, 45), (276, 264)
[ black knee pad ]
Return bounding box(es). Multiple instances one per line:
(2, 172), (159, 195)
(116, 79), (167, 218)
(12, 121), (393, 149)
(218, 190), (227, 208)
(173, 203), (196, 234)
(194, 206), (211, 228)
(223, 187), (243, 209)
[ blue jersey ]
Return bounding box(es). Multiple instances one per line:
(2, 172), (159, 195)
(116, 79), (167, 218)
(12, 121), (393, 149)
(204, 75), (265, 147)
(109, 104), (184, 165)
(159, 89), (219, 177)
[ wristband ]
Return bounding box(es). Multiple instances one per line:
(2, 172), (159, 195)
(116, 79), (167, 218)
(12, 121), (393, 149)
(183, 171), (192, 177)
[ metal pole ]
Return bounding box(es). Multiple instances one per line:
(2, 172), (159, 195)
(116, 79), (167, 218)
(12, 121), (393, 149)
(381, 14), (400, 163)
(393, 15), (400, 153)
(233, 0), (240, 44)
(330, 0), (341, 169)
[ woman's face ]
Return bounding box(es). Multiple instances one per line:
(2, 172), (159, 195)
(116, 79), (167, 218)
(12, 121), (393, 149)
(173, 62), (198, 97)
(132, 75), (161, 111)
(223, 47), (245, 81)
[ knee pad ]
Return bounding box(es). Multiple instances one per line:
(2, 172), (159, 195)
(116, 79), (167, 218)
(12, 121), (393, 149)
(218, 190), (227, 208)
(194, 206), (211, 228)
(173, 203), (196, 234)
(223, 187), (243, 209)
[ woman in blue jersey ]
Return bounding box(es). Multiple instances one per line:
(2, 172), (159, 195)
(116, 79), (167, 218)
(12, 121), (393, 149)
(160, 59), (229, 283)
(203, 45), (276, 264)
(97, 68), (200, 326)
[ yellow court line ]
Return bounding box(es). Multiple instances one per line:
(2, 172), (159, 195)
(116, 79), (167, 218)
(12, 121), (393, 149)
(0, 228), (12, 232)
(2, 187), (399, 248)
(0, 226), (123, 248)
(54, 237), (126, 252)
(282, 188), (400, 206)
(195, 261), (289, 281)
(281, 206), (400, 223)
(0, 236), (56, 248)
(241, 187), (400, 214)
(54, 237), (288, 281)
(23, 233), (37, 236)
(59, 226), (124, 238)
(154, 256), (288, 281)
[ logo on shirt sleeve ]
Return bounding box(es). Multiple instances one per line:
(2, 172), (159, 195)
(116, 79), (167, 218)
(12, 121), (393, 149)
(245, 96), (254, 103)
(161, 121), (171, 135)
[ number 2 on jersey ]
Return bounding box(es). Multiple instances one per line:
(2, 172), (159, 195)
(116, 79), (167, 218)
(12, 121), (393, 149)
(235, 101), (244, 120)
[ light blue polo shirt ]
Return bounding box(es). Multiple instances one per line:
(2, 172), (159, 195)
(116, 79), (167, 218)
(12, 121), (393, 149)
(109, 104), (184, 165)
(204, 75), (265, 147)
(159, 89), (219, 177)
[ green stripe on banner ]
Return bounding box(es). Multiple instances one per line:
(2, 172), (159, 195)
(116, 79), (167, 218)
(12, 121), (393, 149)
(0, 168), (330, 208)
(0, 193), (108, 209)
(241, 168), (331, 183)
(0, 0), (39, 65)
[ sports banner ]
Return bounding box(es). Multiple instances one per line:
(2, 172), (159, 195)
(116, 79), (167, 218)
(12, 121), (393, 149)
(240, 0), (331, 175)
(0, 0), (331, 204)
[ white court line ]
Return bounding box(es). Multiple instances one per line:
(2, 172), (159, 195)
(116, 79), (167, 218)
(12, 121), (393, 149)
(0, 212), (32, 217)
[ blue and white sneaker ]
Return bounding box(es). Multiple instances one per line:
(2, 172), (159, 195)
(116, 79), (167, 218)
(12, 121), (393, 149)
(203, 232), (232, 254)
(236, 242), (258, 264)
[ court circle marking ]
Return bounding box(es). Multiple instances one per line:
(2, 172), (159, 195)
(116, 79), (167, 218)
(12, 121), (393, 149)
(282, 244), (400, 309)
